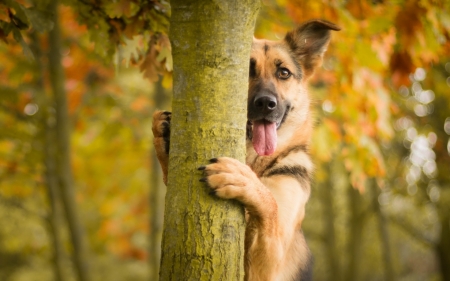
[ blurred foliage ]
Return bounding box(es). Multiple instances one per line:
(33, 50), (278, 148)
(1, 0), (450, 280)
(61, 0), (172, 82)
(255, 0), (450, 280)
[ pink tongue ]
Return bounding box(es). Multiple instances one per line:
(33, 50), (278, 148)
(252, 120), (277, 156)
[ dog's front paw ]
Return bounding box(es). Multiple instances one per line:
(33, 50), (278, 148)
(152, 110), (171, 185)
(152, 110), (171, 152)
(199, 157), (259, 202)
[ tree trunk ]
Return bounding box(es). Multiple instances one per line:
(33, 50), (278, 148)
(159, 1), (260, 280)
(30, 31), (65, 281)
(345, 183), (365, 281)
(436, 189), (450, 281)
(371, 180), (395, 281)
(321, 163), (341, 281)
(149, 76), (168, 280)
(48, 2), (92, 281)
(43, 112), (66, 281)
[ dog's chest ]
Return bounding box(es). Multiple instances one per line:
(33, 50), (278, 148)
(246, 147), (279, 177)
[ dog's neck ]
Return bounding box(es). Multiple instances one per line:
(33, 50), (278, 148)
(245, 114), (313, 175)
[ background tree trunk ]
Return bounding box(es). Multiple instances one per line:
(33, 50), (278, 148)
(159, 1), (260, 279)
(371, 180), (395, 281)
(436, 188), (450, 281)
(320, 162), (341, 281)
(48, 1), (91, 281)
(345, 183), (365, 281)
(31, 31), (65, 281)
(43, 123), (66, 281)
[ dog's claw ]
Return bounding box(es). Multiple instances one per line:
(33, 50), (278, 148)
(209, 158), (218, 163)
(199, 177), (207, 182)
(209, 190), (216, 196)
(198, 166), (206, 171)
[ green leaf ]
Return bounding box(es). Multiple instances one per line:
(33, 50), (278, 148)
(121, 36), (141, 67)
(156, 47), (172, 71)
(3, 0), (29, 27)
(21, 6), (54, 33)
(104, 0), (139, 18)
(12, 27), (33, 59)
(354, 38), (383, 71)
(0, 21), (13, 36)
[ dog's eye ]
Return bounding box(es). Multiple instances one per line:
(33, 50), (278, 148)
(277, 68), (291, 80)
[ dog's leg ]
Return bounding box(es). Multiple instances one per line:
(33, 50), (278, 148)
(152, 110), (171, 185)
(199, 157), (307, 281)
(200, 158), (280, 280)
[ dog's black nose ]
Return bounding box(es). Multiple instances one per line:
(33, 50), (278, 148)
(254, 95), (277, 112)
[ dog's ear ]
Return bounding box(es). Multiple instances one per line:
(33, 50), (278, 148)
(284, 20), (340, 78)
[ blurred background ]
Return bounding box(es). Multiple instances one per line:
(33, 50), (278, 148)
(1, 0), (450, 280)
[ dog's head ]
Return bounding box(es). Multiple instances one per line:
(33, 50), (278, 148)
(247, 20), (340, 156)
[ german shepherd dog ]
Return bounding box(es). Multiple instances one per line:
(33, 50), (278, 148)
(152, 20), (340, 281)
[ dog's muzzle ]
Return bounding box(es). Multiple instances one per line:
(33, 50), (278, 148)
(248, 91), (287, 125)
(247, 91), (290, 156)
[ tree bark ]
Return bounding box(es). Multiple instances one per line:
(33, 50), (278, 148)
(48, 1), (92, 281)
(159, 1), (260, 280)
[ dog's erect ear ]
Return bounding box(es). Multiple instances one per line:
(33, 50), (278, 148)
(284, 20), (340, 78)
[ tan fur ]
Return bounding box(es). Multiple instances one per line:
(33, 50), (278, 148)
(152, 111), (170, 185)
(152, 20), (339, 281)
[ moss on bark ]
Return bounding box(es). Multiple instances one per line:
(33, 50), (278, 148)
(159, 0), (260, 280)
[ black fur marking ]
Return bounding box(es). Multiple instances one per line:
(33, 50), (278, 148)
(250, 58), (256, 78)
(254, 80), (278, 97)
(266, 165), (311, 187)
(264, 44), (269, 54)
(162, 121), (171, 154)
(264, 145), (308, 172)
(278, 103), (291, 129)
(289, 52), (303, 80)
(296, 249), (314, 281)
(298, 254), (314, 281)
(246, 121), (253, 140)
(274, 59), (282, 67)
